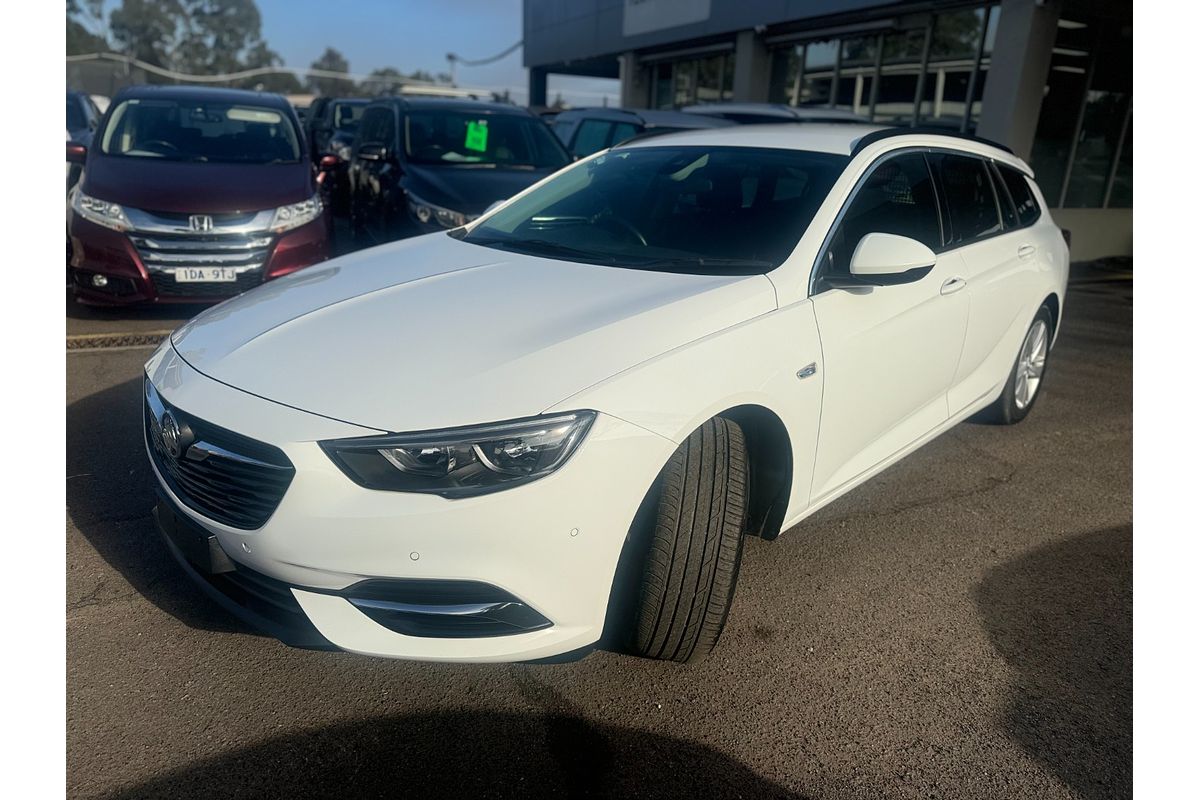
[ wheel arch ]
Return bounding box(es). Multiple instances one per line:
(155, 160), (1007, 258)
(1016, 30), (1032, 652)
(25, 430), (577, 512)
(716, 404), (793, 541)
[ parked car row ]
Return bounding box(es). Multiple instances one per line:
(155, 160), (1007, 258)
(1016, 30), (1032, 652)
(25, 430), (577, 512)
(64, 87), (888, 309)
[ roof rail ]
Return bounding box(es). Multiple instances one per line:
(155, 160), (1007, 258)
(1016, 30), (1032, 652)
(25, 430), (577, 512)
(851, 127), (1014, 156)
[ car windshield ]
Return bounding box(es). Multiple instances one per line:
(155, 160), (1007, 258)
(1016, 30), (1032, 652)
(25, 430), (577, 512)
(99, 98), (301, 164)
(333, 102), (366, 132)
(462, 146), (849, 274)
(404, 110), (570, 169)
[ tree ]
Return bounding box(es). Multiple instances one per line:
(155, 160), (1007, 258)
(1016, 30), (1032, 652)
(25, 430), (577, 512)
(176, 0), (266, 75)
(240, 41), (302, 94)
(109, 0), (185, 68)
(359, 67), (405, 97)
(67, 0), (109, 54)
(307, 47), (354, 97)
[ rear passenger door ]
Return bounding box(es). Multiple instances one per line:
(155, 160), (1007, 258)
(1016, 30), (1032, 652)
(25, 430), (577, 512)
(808, 151), (969, 501)
(930, 153), (1046, 414)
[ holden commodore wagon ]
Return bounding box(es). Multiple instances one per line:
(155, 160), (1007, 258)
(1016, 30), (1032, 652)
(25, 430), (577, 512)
(145, 123), (1068, 663)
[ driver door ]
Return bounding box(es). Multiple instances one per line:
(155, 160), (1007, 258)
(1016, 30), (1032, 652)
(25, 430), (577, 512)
(808, 152), (969, 501)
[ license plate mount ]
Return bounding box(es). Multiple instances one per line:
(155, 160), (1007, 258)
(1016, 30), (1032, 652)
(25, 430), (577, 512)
(174, 267), (238, 282)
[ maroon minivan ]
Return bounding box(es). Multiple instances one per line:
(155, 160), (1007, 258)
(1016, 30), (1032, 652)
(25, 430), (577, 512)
(68, 85), (332, 305)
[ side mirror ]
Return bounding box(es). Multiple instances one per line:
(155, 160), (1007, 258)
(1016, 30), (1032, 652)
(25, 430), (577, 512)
(357, 143), (387, 162)
(66, 141), (87, 165)
(319, 154), (340, 171)
(849, 232), (936, 285)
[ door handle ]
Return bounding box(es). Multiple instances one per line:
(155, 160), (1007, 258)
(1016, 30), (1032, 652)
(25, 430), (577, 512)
(1017, 244), (1037, 259)
(940, 276), (967, 295)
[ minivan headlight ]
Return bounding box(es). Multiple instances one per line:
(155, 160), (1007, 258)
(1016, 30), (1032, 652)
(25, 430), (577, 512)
(71, 189), (131, 232)
(320, 411), (595, 497)
(270, 193), (323, 232)
(407, 191), (468, 229)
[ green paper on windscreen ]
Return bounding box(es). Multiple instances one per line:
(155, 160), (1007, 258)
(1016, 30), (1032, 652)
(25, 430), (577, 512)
(465, 120), (489, 152)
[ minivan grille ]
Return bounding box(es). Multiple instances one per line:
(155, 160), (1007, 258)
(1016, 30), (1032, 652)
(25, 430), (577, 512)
(133, 232), (273, 297)
(144, 378), (294, 529)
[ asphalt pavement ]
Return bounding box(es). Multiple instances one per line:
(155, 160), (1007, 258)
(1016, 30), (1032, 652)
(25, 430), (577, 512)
(66, 274), (1131, 799)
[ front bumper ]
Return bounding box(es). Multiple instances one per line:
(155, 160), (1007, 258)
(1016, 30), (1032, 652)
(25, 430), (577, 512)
(144, 342), (676, 662)
(69, 213), (329, 306)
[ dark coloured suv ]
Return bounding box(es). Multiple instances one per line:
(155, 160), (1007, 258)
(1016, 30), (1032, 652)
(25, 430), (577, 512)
(67, 85), (332, 305)
(347, 98), (570, 245)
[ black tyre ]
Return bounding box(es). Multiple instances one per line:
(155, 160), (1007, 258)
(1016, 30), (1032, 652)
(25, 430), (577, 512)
(631, 417), (749, 663)
(985, 304), (1054, 425)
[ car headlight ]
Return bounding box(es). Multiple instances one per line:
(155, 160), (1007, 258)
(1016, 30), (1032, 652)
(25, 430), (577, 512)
(320, 411), (595, 497)
(71, 189), (131, 232)
(270, 192), (323, 233)
(407, 191), (468, 229)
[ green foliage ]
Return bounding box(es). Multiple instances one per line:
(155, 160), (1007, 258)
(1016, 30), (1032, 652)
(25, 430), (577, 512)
(307, 47), (355, 97)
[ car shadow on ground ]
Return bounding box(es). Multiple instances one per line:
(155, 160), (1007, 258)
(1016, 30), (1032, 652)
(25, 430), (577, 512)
(974, 525), (1132, 800)
(101, 708), (801, 799)
(67, 374), (257, 636)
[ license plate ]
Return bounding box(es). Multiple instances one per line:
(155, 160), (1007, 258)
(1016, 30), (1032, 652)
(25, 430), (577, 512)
(174, 267), (238, 282)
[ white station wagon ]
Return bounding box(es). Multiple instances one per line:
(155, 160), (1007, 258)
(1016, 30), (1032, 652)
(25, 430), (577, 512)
(145, 124), (1068, 664)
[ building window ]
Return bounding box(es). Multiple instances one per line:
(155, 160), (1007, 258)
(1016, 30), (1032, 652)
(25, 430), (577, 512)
(648, 51), (734, 109)
(1028, 7), (1132, 209)
(766, 4), (1000, 132)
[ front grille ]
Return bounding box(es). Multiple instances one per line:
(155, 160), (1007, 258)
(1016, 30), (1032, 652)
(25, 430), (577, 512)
(132, 230), (274, 298)
(145, 378), (294, 529)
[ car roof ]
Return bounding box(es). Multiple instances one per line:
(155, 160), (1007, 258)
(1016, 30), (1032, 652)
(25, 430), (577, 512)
(111, 84), (293, 110)
(682, 103), (871, 123)
(371, 97), (534, 116)
(556, 107), (733, 129)
(615, 122), (1033, 173)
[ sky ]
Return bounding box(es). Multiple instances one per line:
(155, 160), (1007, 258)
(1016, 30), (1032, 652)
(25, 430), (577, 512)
(254, 0), (619, 105)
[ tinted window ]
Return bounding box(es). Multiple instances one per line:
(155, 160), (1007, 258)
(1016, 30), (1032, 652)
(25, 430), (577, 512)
(996, 164), (1041, 227)
(357, 107), (391, 146)
(990, 163), (1018, 229)
(463, 146), (849, 274)
(611, 122), (640, 147)
(821, 153), (941, 279)
(405, 111), (569, 168)
(100, 98), (300, 163)
(572, 120), (612, 157)
(67, 97), (87, 131)
(931, 153), (1002, 244)
(332, 102), (366, 132)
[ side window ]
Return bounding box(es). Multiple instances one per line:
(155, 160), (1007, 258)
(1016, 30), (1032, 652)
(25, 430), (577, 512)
(571, 120), (612, 157)
(820, 153), (942, 280)
(380, 109), (396, 148)
(989, 163), (1018, 230)
(997, 164), (1041, 227)
(611, 122), (640, 146)
(358, 108), (386, 146)
(931, 153), (1002, 245)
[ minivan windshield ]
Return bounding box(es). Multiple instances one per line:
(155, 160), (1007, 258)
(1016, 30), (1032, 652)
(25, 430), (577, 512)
(100, 98), (301, 164)
(405, 111), (570, 169)
(462, 146), (849, 273)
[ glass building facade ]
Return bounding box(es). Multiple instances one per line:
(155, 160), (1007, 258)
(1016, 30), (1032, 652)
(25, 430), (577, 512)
(636, 1), (1130, 212)
(765, 4), (1001, 131)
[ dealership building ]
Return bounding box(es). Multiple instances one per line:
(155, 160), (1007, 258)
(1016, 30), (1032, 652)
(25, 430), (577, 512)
(524, 0), (1132, 260)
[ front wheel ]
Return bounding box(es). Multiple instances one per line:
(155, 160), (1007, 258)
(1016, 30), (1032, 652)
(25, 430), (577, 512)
(630, 417), (749, 663)
(986, 305), (1053, 424)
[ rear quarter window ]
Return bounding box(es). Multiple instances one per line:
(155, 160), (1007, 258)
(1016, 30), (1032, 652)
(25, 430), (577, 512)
(997, 164), (1042, 227)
